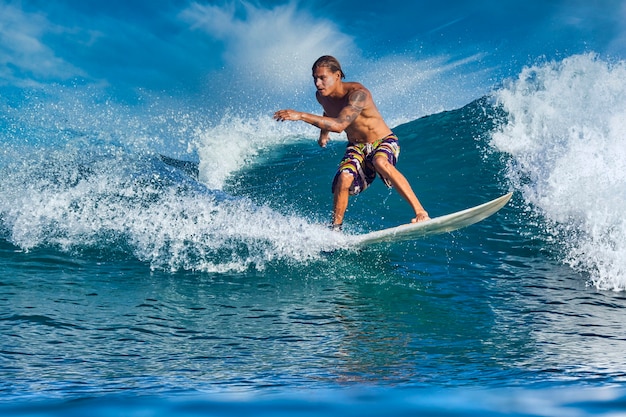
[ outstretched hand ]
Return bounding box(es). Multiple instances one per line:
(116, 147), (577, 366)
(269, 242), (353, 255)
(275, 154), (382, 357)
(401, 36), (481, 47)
(273, 109), (301, 122)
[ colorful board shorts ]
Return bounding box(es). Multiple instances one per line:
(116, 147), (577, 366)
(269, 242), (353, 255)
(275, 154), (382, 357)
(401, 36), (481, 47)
(332, 133), (400, 196)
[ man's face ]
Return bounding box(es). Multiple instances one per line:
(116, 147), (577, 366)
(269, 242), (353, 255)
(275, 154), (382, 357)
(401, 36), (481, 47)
(313, 67), (341, 96)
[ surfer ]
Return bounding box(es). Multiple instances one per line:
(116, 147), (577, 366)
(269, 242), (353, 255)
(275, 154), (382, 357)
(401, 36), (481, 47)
(274, 55), (430, 230)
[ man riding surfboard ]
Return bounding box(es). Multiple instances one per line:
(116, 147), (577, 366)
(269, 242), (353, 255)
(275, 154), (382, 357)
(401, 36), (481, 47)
(274, 55), (429, 230)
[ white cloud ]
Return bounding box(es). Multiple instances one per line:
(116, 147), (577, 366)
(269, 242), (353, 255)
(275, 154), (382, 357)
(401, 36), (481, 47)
(179, 1), (355, 93)
(0, 3), (84, 86)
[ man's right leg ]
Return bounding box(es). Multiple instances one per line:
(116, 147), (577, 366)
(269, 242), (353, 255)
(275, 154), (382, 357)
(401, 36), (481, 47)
(332, 171), (354, 228)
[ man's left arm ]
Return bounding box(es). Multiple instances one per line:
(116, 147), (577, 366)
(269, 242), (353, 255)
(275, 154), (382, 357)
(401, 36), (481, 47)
(274, 90), (366, 133)
(318, 129), (330, 147)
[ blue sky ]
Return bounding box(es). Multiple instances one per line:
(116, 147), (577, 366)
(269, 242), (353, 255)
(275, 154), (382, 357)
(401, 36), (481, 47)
(2, 0), (625, 114)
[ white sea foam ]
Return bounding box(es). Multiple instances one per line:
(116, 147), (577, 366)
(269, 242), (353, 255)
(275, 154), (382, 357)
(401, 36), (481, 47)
(491, 53), (626, 290)
(0, 142), (350, 272)
(191, 112), (317, 190)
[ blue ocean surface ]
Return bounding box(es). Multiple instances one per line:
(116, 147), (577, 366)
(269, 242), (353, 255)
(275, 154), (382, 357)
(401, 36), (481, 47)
(2, 1), (626, 416)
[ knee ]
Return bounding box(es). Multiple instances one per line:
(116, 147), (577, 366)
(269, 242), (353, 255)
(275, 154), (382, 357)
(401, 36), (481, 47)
(333, 171), (354, 193)
(372, 157), (393, 175)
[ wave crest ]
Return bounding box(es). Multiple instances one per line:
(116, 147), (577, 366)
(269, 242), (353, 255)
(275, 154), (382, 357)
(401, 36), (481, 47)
(491, 53), (626, 290)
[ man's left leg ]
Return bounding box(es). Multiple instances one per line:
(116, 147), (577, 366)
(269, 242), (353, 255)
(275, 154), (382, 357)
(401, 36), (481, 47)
(372, 155), (429, 223)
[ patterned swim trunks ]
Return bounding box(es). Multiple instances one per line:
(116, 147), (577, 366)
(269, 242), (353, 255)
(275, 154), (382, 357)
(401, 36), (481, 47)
(331, 133), (400, 196)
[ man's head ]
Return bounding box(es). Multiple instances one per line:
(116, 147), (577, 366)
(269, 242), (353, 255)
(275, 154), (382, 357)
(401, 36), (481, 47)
(312, 56), (345, 97)
(312, 55), (345, 79)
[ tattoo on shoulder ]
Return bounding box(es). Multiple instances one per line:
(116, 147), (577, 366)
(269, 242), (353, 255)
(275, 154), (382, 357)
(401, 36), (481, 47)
(349, 90), (367, 110)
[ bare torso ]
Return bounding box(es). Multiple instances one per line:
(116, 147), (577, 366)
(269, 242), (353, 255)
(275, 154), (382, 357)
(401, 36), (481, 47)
(316, 82), (392, 144)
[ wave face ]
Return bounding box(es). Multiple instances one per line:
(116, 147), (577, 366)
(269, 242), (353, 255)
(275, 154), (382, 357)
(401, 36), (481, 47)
(0, 82), (507, 273)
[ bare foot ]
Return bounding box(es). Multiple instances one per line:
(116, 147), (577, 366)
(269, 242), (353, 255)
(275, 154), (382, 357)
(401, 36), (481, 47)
(411, 211), (430, 223)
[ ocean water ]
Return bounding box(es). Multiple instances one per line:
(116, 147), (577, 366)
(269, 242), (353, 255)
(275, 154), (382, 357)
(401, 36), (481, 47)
(2, 1), (626, 416)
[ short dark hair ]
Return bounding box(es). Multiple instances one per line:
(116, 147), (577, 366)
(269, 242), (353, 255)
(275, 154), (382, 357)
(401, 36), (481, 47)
(312, 55), (345, 79)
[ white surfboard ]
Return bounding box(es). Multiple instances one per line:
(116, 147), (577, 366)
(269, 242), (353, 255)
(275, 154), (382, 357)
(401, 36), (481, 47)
(352, 192), (513, 246)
